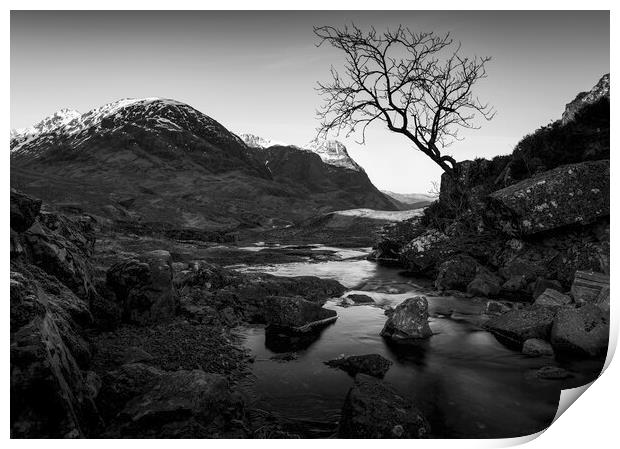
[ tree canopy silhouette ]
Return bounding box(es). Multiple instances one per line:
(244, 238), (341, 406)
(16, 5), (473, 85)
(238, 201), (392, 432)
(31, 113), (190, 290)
(314, 24), (495, 177)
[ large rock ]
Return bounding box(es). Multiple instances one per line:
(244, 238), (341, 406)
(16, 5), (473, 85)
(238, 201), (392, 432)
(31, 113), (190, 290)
(263, 296), (337, 333)
(325, 354), (392, 378)
(522, 338), (554, 357)
(570, 270), (609, 305)
(99, 363), (244, 438)
(117, 370), (242, 437)
(550, 304), (609, 357)
(19, 213), (97, 300)
(10, 189), (42, 232)
(380, 296), (432, 342)
(484, 306), (557, 349)
(106, 250), (176, 325)
(488, 160), (609, 235)
(399, 230), (451, 274)
(595, 286), (610, 313)
(371, 217), (425, 265)
(339, 375), (430, 438)
(532, 278), (564, 301)
(534, 289), (572, 308)
(467, 267), (502, 298)
(434, 254), (479, 291)
(10, 266), (99, 438)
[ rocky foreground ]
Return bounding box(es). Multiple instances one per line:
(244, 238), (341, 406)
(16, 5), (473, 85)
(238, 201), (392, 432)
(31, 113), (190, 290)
(11, 189), (355, 438)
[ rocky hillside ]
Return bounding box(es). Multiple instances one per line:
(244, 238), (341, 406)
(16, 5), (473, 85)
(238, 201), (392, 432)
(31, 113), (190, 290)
(368, 74), (610, 362)
(11, 98), (396, 235)
(371, 73), (610, 310)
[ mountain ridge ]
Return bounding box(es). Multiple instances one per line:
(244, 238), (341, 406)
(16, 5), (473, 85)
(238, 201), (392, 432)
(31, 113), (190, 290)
(10, 97), (398, 232)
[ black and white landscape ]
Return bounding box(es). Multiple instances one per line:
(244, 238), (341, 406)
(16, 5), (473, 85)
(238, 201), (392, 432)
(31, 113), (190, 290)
(10, 10), (610, 439)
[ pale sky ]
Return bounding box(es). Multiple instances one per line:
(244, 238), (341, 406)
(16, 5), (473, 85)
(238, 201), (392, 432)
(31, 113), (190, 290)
(11, 11), (609, 193)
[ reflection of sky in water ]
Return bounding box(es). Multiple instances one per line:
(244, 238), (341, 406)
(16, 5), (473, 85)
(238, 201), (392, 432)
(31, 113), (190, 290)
(238, 253), (605, 438)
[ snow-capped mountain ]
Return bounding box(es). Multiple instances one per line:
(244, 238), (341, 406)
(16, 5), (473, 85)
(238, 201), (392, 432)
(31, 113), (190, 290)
(11, 97), (397, 229)
(239, 133), (362, 172)
(303, 140), (362, 171)
(10, 97), (250, 161)
(10, 108), (82, 150)
(238, 133), (290, 150)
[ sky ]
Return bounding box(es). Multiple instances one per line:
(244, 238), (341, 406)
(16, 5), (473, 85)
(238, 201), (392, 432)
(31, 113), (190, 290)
(10, 11), (609, 193)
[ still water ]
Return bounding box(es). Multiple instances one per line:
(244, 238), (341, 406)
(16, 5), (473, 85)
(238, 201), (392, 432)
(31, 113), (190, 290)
(237, 248), (603, 438)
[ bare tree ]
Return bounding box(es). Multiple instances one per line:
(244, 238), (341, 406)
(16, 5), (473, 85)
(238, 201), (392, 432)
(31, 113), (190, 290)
(314, 24), (495, 178)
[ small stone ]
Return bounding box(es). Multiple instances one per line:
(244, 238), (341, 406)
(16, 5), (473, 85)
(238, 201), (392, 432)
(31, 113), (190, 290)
(522, 338), (554, 357)
(535, 366), (571, 380)
(346, 294), (375, 304)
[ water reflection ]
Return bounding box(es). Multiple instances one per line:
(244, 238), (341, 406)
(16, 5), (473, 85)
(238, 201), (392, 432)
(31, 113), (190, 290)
(238, 247), (604, 438)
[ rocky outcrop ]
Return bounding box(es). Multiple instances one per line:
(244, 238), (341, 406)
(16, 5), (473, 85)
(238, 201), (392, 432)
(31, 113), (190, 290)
(176, 263), (345, 325)
(488, 160), (609, 235)
(10, 265), (99, 438)
(11, 190), (98, 301)
(550, 304), (609, 357)
(339, 375), (430, 438)
(562, 73), (610, 124)
(484, 306), (557, 349)
(381, 296), (432, 342)
(325, 354), (392, 378)
(10, 189), (42, 232)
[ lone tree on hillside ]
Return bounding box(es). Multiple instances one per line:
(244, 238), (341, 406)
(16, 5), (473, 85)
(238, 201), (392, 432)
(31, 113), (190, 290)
(314, 24), (494, 178)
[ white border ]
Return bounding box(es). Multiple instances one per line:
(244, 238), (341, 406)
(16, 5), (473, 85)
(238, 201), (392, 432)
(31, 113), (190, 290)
(4, 2), (617, 447)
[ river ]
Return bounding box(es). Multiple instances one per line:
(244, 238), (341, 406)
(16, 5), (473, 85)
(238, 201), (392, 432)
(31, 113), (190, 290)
(234, 245), (603, 438)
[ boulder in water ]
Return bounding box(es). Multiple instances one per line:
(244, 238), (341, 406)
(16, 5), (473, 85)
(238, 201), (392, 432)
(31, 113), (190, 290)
(263, 296), (337, 333)
(339, 374), (430, 438)
(522, 338), (554, 357)
(380, 296), (432, 342)
(325, 354), (392, 378)
(345, 294), (375, 304)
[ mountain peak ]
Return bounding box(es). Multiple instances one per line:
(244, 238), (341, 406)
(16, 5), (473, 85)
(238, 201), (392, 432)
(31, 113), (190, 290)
(239, 132), (362, 172)
(239, 133), (289, 150)
(562, 73), (609, 124)
(303, 139), (361, 171)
